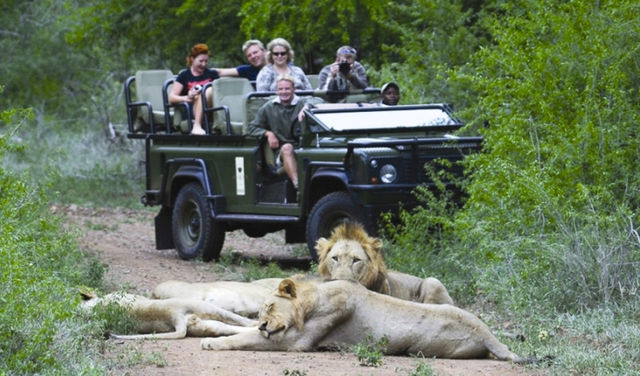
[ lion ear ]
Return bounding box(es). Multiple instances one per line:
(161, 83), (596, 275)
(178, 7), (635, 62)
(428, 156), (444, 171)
(371, 238), (383, 253)
(315, 237), (328, 257)
(277, 279), (297, 299)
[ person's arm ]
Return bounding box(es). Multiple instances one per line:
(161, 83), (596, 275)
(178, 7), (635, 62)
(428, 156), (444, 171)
(255, 66), (273, 91)
(294, 67), (312, 90)
(246, 106), (268, 138)
(248, 105), (281, 149)
(168, 81), (198, 104)
(215, 68), (240, 77)
(347, 62), (368, 89)
(297, 96), (325, 122)
(317, 66), (330, 90)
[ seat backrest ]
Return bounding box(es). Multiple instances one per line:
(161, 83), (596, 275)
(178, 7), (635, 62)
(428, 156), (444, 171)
(135, 70), (174, 110)
(307, 74), (320, 89)
(211, 77), (254, 134)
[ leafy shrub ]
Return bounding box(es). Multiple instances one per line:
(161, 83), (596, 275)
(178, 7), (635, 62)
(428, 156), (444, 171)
(0, 119), (108, 374)
(386, 0), (640, 311)
(351, 334), (389, 367)
(408, 362), (435, 376)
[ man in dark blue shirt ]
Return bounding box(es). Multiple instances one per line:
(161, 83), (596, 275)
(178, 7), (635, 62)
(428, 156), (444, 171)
(215, 40), (266, 82)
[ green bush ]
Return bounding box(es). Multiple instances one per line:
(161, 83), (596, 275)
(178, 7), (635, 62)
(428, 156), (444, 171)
(351, 334), (389, 367)
(0, 119), (108, 374)
(383, 2), (640, 373)
(387, 0), (640, 310)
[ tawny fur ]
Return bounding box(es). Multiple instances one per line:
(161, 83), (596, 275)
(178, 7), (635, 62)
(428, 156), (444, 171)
(152, 278), (283, 318)
(81, 291), (257, 340)
(201, 278), (530, 363)
(316, 222), (454, 305)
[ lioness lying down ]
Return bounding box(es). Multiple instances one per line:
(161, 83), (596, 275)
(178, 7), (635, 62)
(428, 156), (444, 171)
(201, 277), (530, 363)
(81, 291), (257, 340)
(152, 278), (282, 318)
(317, 222), (454, 305)
(154, 223), (451, 320)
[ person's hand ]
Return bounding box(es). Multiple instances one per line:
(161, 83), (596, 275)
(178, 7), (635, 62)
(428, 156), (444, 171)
(297, 104), (310, 122)
(187, 86), (202, 102)
(329, 62), (340, 78)
(265, 131), (280, 149)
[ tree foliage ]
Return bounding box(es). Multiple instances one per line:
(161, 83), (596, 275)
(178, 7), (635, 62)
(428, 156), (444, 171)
(385, 0), (640, 312)
(370, 0), (483, 105)
(461, 0), (640, 233)
(238, 0), (393, 72)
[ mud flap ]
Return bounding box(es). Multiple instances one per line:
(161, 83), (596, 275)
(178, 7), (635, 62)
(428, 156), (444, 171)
(285, 223), (306, 243)
(154, 206), (174, 249)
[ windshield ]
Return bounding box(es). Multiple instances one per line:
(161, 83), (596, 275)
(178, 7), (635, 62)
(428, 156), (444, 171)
(311, 106), (457, 131)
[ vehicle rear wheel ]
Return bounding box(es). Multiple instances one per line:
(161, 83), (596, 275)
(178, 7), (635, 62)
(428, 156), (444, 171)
(172, 182), (225, 261)
(306, 191), (365, 261)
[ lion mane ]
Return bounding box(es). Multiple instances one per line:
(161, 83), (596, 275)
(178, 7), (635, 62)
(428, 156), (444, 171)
(316, 222), (453, 305)
(316, 222), (390, 294)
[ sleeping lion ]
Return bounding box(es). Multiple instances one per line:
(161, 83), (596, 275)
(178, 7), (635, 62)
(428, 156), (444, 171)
(201, 277), (531, 363)
(154, 222), (451, 322)
(316, 222), (454, 305)
(152, 278), (283, 318)
(80, 290), (257, 340)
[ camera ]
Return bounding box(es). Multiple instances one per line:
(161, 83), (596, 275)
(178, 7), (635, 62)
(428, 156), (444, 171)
(338, 60), (351, 75)
(193, 84), (202, 91)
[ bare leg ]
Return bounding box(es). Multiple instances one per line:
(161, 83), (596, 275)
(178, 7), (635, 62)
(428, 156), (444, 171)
(280, 143), (298, 188)
(191, 87), (212, 135)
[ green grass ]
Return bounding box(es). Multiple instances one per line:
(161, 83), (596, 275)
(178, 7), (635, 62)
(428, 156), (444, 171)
(2, 118), (145, 208)
(351, 334), (389, 367)
(0, 153), (110, 374)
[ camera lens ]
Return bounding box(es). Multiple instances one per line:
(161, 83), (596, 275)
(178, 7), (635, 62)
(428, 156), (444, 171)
(339, 61), (350, 74)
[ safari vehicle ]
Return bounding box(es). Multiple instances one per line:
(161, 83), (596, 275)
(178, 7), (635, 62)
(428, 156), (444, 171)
(124, 73), (482, 261)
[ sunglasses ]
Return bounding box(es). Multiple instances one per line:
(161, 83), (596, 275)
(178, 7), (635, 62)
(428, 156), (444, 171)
(272, 51), (288, 56)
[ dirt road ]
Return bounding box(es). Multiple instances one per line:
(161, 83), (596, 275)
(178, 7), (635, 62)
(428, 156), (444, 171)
(62, 205), (543, 376)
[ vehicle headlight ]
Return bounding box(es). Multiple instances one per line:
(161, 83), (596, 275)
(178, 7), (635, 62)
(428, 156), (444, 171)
(379, 164), (397, 184)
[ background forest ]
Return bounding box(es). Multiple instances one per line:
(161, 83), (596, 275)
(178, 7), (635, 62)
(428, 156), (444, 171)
(1, 0), (639, 374)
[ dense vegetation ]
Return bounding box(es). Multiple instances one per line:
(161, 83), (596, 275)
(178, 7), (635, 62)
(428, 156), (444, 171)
(1, 0), (638, 374)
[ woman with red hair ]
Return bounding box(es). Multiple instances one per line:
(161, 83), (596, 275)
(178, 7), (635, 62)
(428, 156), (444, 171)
(169, 43), (220, 135)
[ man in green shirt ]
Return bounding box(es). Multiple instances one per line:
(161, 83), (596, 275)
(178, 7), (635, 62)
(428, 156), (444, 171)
(247, 74), (322, 189)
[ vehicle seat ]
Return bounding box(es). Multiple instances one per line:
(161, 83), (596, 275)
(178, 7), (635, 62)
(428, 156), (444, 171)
(211, 77), (254, 135)
(125, 70), (174, 133)
(162, 75), (194, 134)
(307, 74), (320, 89)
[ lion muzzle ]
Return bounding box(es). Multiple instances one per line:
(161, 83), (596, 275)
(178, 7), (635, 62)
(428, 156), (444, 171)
(259, 321), (284, 339)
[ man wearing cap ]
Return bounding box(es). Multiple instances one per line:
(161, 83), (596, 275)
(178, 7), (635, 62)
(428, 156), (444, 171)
(381, 82), (400, 106)
(317, 45), (368, 94)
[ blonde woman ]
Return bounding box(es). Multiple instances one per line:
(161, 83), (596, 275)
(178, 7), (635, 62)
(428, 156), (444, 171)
(255, 38), (312, 91)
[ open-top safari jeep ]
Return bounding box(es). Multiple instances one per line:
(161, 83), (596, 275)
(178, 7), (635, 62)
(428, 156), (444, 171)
(124, 73), (482, 261)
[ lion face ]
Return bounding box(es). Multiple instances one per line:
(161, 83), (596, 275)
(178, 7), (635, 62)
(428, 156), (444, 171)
(316, 222), (389, 293)
(258, 279), (304, 340)
(322, 239), (370, 282)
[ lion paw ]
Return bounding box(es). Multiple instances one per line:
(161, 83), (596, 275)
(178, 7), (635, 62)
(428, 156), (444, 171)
(201, 338), (226, 350)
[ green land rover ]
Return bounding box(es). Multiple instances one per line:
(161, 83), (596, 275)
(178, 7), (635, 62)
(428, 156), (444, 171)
(124, 74), (481, 261)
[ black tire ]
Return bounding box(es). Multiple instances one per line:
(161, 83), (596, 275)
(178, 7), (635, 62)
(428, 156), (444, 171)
(172, 183), (225, 261)
(305, 191), (365, 261)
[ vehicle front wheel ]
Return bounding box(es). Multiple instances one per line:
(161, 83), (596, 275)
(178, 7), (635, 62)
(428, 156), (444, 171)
(306, 191), (365, 261)
(172, 183), (225, 261)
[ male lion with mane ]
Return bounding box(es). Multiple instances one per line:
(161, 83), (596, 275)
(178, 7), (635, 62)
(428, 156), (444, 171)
(201, 277), (532, 363)
(316, 222), (454, 305)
